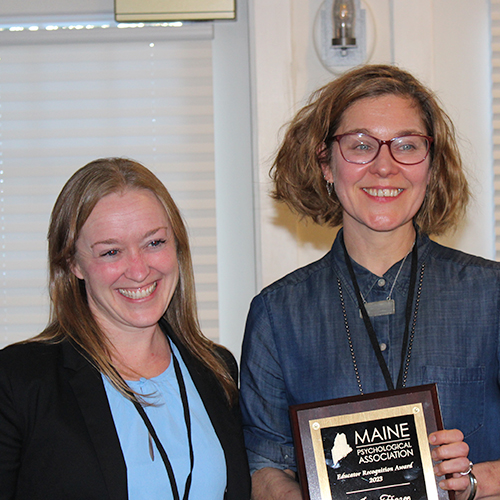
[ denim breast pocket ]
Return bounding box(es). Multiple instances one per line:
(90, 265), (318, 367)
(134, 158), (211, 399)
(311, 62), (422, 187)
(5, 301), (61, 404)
(421, 365), (485, 438)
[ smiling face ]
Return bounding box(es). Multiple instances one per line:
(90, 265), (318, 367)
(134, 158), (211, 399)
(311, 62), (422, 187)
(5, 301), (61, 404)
(72, 188), (179, 339)
(323, 95), (431, 240)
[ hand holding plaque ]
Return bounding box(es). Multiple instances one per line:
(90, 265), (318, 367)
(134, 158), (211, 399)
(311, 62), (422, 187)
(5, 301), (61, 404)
(290, 384), (452, 500)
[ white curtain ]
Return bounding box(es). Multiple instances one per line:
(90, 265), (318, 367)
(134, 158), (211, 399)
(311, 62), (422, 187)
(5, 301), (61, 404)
(0, 23), (219, 346)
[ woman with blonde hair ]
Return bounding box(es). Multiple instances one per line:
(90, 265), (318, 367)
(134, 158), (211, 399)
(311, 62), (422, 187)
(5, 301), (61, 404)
(240, 65), (500, 499)
(0, 157), (251, 500)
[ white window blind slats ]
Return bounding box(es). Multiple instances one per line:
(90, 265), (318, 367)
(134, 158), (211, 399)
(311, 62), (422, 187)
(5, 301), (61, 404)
(0, 27), (219, 346)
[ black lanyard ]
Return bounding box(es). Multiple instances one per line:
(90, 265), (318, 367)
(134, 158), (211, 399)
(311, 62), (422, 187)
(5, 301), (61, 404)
(341, 236), (418, 391)
(132, 346), (194, 500)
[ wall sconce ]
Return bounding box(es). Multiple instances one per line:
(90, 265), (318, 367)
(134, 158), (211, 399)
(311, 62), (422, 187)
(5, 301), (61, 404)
(314, 0), (376, 74)
(332, 0), (356, 53)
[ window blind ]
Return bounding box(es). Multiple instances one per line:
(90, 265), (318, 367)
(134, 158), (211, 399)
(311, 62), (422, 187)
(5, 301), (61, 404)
(493, 0), (500, 258)
(0, 23), (219, 347)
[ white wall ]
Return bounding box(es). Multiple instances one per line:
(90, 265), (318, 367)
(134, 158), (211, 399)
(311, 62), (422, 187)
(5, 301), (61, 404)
(248, 0), (494, 289)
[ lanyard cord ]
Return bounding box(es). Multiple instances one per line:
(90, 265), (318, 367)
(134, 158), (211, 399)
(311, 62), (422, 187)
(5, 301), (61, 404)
(131, 347), (194, 500)
(341, 236), (418, 391)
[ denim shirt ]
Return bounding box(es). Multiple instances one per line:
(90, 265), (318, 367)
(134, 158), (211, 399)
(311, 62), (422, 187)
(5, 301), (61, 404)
(240, 230), (500, 472)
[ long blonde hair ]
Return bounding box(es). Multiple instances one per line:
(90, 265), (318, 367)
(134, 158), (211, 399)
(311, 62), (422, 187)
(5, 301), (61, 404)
(33, 158), (237, 405)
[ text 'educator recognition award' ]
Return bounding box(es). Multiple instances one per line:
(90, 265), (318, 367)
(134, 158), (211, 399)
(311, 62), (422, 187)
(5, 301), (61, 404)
(290, 384), (452, 500)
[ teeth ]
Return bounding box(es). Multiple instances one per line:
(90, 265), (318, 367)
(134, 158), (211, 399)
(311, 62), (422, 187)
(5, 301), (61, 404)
(119, 282), (157, 299)
(363, 188), (403, 197)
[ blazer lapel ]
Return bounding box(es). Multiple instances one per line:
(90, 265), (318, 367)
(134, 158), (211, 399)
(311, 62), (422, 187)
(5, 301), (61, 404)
(161, 320), (229, 421)
(161, 321), (236, 465)
(62, 342), (128, 500)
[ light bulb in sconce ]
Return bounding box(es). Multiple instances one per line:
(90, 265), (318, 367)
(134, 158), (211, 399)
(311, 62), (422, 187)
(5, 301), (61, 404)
(332, 0), (356, 52)
(314, 0), (375, 73)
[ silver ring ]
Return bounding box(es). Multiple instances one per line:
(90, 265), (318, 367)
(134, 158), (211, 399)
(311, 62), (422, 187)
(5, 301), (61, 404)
(460, 460), (473, 476)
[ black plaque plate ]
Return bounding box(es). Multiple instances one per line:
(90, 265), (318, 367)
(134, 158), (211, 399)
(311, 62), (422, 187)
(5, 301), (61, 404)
(290, 384), (452, 500)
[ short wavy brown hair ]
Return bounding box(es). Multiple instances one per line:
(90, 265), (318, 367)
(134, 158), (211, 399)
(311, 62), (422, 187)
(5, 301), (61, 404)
(271, 64), (469, 235)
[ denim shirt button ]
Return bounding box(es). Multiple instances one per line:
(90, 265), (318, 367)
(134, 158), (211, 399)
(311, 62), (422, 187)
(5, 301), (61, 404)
(379, 342), (387, 351)
(377, 278), (386, 287)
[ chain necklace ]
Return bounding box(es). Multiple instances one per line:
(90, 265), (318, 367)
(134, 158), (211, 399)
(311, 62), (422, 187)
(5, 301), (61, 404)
(337, 239), (426, 394)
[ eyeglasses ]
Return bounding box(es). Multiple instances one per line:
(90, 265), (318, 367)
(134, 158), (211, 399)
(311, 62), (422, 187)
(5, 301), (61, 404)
(333, 132), (433, 165)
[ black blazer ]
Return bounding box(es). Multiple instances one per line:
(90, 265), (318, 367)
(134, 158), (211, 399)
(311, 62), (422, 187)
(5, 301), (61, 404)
(0, 320), (250, 500)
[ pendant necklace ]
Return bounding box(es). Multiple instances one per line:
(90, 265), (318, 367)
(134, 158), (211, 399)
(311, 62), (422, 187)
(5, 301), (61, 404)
(359, 247), (411, 318)
(338, 236), (425, 394)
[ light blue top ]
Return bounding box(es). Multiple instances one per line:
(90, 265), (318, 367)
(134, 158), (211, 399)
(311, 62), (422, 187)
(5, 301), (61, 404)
(240, 230), (500, 472)
(103, 342), (227, 499)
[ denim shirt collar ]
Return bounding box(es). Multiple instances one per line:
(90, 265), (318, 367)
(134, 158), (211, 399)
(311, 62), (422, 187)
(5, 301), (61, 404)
(330, 227), (432, 303)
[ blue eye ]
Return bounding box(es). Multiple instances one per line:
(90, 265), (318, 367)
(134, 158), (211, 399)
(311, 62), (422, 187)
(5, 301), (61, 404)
(398, 143), (416, 151)
(149, 239), (166, 248)
(102, 249), (119, 257)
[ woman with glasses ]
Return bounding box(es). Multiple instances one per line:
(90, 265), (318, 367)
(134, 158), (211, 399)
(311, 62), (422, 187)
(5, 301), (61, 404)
(240, 65), (500, 500)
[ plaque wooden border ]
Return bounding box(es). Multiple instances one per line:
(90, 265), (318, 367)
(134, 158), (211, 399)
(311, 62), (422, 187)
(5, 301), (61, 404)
(290, 384), (452, 500)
